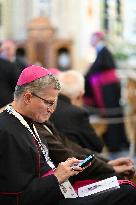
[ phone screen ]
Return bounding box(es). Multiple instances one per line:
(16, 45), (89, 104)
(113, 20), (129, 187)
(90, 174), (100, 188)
(77, 154), (95, 168)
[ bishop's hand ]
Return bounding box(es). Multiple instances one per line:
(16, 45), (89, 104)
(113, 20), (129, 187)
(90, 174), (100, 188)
(54, 157), (83, 184)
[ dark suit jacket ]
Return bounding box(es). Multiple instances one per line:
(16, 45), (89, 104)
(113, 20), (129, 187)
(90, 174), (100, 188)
(50, 94), (103, 153)
(0, 58), (18, 108)
(35, 121), (124, 180)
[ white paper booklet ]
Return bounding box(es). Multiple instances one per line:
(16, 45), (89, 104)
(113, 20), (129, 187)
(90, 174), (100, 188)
(78, 176), (120, 197)
(60, 180), (78, 198)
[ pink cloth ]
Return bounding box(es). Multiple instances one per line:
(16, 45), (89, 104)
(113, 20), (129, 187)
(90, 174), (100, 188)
(118, 180), (136, 189)
(48, 68), (61, 75)
(90, 69), (119, 108)
(17, 65), (51, 86)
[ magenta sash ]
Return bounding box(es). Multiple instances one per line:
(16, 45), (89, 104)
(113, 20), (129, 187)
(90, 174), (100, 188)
(89, 69), (119, 108)
(118, 180), (136, 188)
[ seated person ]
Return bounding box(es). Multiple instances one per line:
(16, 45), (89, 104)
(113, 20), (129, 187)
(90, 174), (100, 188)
(0, 65), (136, 205)
(35, 120), (135, 180)
(51, 70), (103, 153)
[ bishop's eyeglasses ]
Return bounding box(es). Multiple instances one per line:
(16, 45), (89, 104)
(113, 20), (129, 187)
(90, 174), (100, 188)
(32, 92), (57, 107)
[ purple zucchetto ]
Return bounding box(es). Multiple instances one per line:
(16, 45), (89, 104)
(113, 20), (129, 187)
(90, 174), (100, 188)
(17, 65), (51, 86)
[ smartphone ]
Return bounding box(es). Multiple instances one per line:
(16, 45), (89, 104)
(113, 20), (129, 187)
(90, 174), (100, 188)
(77, 154), (95, 168)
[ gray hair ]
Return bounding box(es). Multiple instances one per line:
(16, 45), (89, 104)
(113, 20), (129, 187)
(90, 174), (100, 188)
(14, 74), (61, 98)
(58, 70), (85, 99)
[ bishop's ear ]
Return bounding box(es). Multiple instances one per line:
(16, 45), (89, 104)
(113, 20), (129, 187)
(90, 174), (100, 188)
(23, 92), (33, 104)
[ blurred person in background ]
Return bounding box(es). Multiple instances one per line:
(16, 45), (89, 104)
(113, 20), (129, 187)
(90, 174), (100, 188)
(84, 31), (129, 159)
(0, 42), (18, 108)
(15, 47), (28, 73)
(51, 70), (104, 153)
(50, 69), (135, 177)
(1, 39), (27, 75)
(1, 39), (16, 62)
